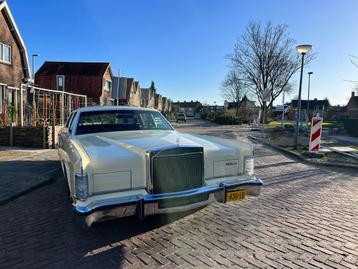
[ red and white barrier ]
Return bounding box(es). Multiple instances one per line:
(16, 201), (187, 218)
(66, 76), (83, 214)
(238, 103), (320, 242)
(309, 117), (323, 152)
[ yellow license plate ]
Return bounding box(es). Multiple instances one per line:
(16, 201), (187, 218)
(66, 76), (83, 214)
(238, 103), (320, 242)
(226, 190), (246, 202)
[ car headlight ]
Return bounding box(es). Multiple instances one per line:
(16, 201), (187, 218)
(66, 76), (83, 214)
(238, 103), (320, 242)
(75, 171), (88, 201)
(244, 157), (255, 177)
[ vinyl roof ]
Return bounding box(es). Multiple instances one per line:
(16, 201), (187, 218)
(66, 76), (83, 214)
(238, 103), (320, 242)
(73, 106), (158, 113)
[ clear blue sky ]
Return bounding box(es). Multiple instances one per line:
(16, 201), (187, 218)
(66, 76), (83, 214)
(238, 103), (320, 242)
(8, 0), (358, 105)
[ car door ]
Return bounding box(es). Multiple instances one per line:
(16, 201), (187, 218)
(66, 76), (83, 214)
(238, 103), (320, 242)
(59, 111), (77, 150)
(58, 112), (77, 194)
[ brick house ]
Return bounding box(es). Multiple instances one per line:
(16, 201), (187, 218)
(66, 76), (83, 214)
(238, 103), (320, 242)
(346, 91), (358, 119)
(172, 101), (202, 117)
(288, 98), (330, 120)
(141, 87), (156, 108)
(154, 93), (163, 111)
(160, 97), (173, 116)
(232, 95), (258, 123)
(202, 104), (226, 114)
(111, 76), (125, 105)
(112, 76), (141, 107)
(161, 97), (168, 113)
(0, 1), (31, 125)
(35, 62), (113, 106)
(131, 81), (141, 107)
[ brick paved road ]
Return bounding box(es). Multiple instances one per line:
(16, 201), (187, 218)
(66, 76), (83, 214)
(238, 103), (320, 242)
(0, 148), (60, 204)
(0, 123), (357, 268)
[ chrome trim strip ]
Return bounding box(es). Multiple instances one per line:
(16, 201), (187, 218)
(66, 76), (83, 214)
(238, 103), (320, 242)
(153, 152), (203, 158)
(147, 144), (202, 152)
(74, 178), (263, 214)
(146, 193), (217, 215)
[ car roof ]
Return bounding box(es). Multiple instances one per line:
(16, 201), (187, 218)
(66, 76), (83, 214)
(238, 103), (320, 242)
(73, 106), (159, 113)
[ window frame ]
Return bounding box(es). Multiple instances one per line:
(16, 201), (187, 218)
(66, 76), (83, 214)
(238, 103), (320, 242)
(56, 75), (65, 91)
(75, 110), (174, 135)
(65, 112), (74, 128)
(68, 112), (77, 134)
(0, 43), (11, 64)
(104, 80), (112, 92)
(0, 85), (4, 114)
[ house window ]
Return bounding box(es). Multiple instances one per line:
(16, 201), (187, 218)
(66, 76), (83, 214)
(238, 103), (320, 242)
(0, 43), (11, 64)
(104, 80), (112, 92)
(0, 85), (4, 114)
(57, 75), (65, 91)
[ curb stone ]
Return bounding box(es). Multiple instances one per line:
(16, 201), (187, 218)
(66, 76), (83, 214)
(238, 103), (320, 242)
(248, 135), (358, 172)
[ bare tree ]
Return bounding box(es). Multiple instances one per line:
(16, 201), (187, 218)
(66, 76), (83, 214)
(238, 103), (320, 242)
(221, 70), (246, 116)
(350, 55), (358, 70)
(228, 21), (313, 121)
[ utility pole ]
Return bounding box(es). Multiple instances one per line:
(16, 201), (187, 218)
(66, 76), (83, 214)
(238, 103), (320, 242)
(281, 90), (285, 126)
(307, 72), (313, 122)
(116, 68), (120, 106)
(32, 54), (39, 81)
(294, 44), (312, 149)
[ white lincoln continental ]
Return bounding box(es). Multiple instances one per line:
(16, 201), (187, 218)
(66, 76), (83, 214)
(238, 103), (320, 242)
(58, 106), (263, 227)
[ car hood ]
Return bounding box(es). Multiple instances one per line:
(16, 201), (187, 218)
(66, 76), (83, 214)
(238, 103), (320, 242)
(77, 130), (231, 155)
(75, 130), (252, 176)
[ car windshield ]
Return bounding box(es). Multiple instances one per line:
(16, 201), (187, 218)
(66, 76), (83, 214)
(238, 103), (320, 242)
(76, 110), (173, 135)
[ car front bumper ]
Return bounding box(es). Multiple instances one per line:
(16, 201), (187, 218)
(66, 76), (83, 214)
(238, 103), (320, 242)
(73, 178), (263, 226)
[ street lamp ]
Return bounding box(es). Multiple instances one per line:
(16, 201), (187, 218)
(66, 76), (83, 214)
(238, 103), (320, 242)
(294, 44), (312, 149)
(116, 68), (120, 106)
(32, 54), (39, 81)
(307, 71), (313, 122)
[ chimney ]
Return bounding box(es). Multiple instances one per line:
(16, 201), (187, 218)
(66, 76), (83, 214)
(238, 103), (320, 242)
(352, 91), (355, 97)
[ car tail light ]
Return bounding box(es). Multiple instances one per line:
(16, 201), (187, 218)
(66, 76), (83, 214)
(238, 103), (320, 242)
(75, 169), (88, 201)
(244, 157), (255, 177)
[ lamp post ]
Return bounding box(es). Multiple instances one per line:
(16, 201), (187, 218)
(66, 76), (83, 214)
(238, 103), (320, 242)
(32, 54), (39, 81)
(116, 68), (120, 106)
(307, 71), (313, 122)
(281, 89), (286, 125)
(294, 44), (312, 149)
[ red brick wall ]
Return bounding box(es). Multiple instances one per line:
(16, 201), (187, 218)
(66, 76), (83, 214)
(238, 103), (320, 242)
(0, 10), (25, 87)
(35, 67), (113, 106)
(35, 74), (102, 98)
(100, 67), (112, 105)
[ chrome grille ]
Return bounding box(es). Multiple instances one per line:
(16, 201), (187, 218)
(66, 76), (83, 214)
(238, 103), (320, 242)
(151, 147), (203, 194)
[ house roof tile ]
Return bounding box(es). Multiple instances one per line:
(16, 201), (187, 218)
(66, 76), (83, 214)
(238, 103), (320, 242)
(291, 99), (330, 109)
(36, 61), (111, 76)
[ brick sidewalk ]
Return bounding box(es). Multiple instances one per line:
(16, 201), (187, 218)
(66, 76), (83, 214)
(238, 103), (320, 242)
(0, 148), (60, 204)
(0, 142), (357, 268)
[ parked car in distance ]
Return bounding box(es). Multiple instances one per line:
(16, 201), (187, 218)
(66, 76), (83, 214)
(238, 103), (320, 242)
(58, 106), (263, 227)
(176, 112), (187, 122)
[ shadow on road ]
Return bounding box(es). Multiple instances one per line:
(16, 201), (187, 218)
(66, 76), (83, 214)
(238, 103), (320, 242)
(0, 160), (61, 205)
(0, 174), (204, 268)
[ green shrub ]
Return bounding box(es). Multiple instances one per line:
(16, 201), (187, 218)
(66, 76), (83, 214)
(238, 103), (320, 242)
(212, 112), (242, 125)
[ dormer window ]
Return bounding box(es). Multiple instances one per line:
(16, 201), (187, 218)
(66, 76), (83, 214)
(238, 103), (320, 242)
(0, 43), (11, 64)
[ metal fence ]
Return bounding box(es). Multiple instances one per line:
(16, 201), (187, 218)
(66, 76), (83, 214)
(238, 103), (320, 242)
(1, 84), (87, 127)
